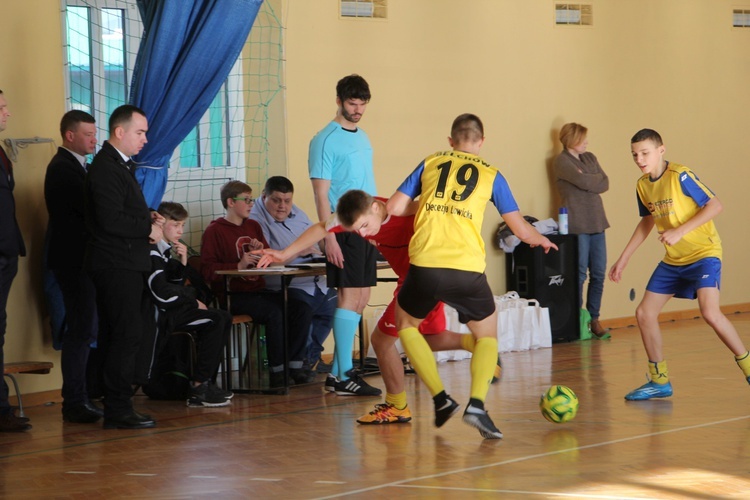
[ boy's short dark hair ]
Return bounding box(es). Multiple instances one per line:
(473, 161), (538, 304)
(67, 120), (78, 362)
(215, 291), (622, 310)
(158, 201), (188, 221)
(220, 180), (253, 209)
(60, 110), (95, 139)
(336, 189), (373, 228)
(451, 113), (484, 144)
(109, 104), (146, 134)
(263, 176), (294, 196)
(631, 128), (663, 146)
(336, 74), (371, 102)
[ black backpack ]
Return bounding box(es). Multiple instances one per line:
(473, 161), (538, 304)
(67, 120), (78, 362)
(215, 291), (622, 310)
(142, 333), (193, 400)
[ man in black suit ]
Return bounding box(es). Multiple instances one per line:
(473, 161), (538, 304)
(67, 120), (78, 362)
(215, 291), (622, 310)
(44, 110), (103, 424)
(0, 89), (31, 433)
(85, 104), (163, 430)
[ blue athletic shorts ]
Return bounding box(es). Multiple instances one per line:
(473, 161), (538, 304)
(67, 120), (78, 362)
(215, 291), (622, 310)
(646, 257), (721, 299)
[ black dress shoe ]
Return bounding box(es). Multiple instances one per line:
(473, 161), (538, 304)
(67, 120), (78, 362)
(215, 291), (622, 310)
(10, 408), (30, 423)
(103, 411), (156, 430)
(63, 402), (104, 423)
(0, 413), (32, 432)
(133, 410), (153, 421)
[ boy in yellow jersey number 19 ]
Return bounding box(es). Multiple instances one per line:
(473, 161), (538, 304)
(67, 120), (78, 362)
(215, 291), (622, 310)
(609, 128), (750, 400)
(386, 114), (557, 439)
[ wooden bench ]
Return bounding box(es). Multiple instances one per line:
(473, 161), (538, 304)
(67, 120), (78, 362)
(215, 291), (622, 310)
(3, 361), (54, 418)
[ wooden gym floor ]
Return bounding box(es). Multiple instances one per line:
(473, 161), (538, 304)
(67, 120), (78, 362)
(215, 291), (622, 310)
(2, 313), (749, 499)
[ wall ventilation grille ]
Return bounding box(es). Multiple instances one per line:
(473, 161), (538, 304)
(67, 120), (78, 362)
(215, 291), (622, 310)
(556, 4), (593, 26)
(733, 9), (750, 27)
(340, 0), (387, 19)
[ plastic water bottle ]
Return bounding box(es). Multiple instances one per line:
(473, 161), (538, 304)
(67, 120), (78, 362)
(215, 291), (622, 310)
(260, 332), (269, 369)
(558, 207), (569, 235)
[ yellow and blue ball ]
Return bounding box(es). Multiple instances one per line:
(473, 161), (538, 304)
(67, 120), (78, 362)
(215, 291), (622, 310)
(540, 385), (579, 423)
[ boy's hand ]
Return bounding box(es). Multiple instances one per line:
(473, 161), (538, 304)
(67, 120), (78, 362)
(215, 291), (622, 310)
(196, 299), (207, 310)
(242, 238), (264, 253)
(657, 228), (683, 247)
(608, 259), (626, 283)
(151, 211), (165, 227)
(149, 223), (163, 244)
(239, 250), (260, 270)
(530, 236), (558, 254)
(172, 241), (188, 266)
(324, 233), (344, 268)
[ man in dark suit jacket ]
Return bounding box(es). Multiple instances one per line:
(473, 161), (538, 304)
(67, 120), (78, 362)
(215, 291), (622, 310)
(0, 90), (30, 433)
(84, 104), (163, 430)
(44, 110), (103, 424)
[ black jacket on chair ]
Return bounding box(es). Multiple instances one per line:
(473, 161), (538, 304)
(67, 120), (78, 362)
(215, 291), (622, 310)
(44, 147), (88, 270)
(84, 141), (152, 273)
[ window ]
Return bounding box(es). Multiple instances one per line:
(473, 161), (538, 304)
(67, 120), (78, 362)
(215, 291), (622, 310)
(63, 0), (246, 175)
(65, 3), (138, 133)
(62, 0), (282, 249)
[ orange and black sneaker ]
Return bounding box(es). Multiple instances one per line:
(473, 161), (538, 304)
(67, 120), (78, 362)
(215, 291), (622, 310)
(357, 403), (412, 425)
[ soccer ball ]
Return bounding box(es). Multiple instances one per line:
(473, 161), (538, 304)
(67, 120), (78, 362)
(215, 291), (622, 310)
(540, 385), (579, 423)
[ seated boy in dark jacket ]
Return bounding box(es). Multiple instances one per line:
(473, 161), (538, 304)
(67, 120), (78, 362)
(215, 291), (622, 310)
(148, 202), (233, 407)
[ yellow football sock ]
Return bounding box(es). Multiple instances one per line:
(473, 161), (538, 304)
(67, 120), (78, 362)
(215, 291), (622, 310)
(385, 391), (407, 410)
(460, 334), (476, 352)
(399, 327), (444, 397)
(735, 351), (750, 378)
(470, 337), (498, 402)
(648, 360), (669, 384)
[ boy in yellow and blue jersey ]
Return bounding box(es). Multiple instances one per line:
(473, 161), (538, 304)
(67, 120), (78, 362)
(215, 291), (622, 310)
(609, 129), (750, 400)
(386, 114), (557, 439)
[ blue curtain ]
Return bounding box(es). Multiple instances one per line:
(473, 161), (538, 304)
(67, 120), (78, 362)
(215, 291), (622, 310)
(130, 0), (263, 208)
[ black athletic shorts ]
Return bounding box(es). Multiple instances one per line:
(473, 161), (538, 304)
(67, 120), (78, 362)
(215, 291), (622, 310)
(326, 232), (377, 288)
(397, 265), (495, 323)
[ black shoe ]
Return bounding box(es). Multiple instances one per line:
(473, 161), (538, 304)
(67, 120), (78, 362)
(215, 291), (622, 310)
(462, 405), (503, 439)
(187, 382), (231, 408)
(270, 371), (295, 388)
(10, 408), (29, 423)
(103, 411), (156, 430)
(0, 413), (32, 432)
(133, 410), (153, 421)
(434, 395), (460, 428)
(333, 370), (382, 396)
(290, 368), (316, 385)
(314, 358), (333, 374)
(205, 381), (233, 400)
(63, 401), (104, 423)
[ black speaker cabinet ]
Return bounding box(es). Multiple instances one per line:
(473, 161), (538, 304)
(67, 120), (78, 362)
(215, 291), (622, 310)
(505, 234), (580, 343)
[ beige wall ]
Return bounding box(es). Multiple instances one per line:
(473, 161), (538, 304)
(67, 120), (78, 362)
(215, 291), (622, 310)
(282, 0), (750, 322)
(3, 0), (750, 395)
(2, 0), (68, 394)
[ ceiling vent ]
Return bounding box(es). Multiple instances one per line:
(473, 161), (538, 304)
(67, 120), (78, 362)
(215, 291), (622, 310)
(555, 3), (593, 26)
(340, 0), (387, 19)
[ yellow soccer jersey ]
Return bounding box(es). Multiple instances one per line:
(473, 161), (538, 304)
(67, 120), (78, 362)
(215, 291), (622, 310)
(397, 150), (519, 273)
(636, 162), (721, 265)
